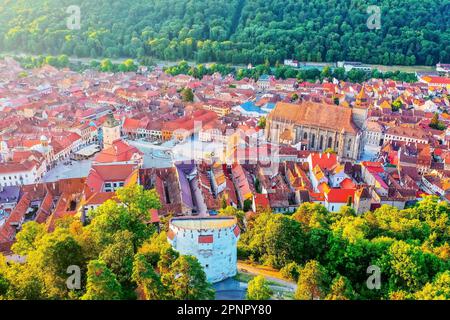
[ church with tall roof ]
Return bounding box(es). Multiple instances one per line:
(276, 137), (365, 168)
(265, 101), (364, 160)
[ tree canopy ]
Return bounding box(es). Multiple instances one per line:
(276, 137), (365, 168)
(239, 196), (450, 300)
(246, 275), (272, 300)
(0, 0), (448, 66)
(0, 185), (213, 300)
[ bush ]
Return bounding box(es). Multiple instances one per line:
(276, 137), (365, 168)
(237, 243), (252, 260)
(280, 262), (301, 281)
(246, 275), (272, 300)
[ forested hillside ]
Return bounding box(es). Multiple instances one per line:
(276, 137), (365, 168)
(0, 0), (449, 66)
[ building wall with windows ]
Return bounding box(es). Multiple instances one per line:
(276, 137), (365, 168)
(168, 217), (240, 283)
(0, 167), (37, 187)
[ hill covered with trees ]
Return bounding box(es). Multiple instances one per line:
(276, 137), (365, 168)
(0, 0), (448, 66)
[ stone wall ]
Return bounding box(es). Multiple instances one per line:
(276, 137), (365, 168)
(168, 218), (240, 283)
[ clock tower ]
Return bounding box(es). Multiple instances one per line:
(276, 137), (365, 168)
(103, 113), (121, 149)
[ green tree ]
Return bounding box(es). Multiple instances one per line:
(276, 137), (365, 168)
(157, 246), (180, 274)
(391, 100), (403, 112)
(82, 260), (122, 300)
(88, 184), (160, 250)
(246, 275), (272, 300)
(257, 117), (266, 129)
(264, 215), (305, 268)
(0, 255), (10, 298)
(321, 66), (332, 79)
(280, 262), (301, 281)
(429, 113), (446, 131)
(11, 221), (45, 256)
(414, 271), (450, 300)
(100, 230), (135, 297)
(132, 253), (166, 300)
(295, 260), (328, 300)
(57, 55), (69, 68)
(325, 275), (354, 300)
(292, 203), (329, 231)
(2, 263), (44, 300)
(121, 59), (138, 72)
(138, 231), (170, 267)
(161, 255), (214, 300)
(26, 227), (85, 299)
(243, 199), (253, 212)
(379, 241), (445, 293)
(181, 87), (194, 102)
(218, 206), (245, 232)
(100, 59), (114, 72)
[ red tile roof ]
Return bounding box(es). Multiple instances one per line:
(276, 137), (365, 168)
(85, 164), (138, 195)
(309, 152), (338, 171)
(85, 192), (117, 205)
(422, 76), (450, 85)
(254, 193), (270, 209)
(122, 118), (141, 130)
(149, 208), (160, 224)
(0, 161), (37, 174)
(362, 161), (385, 174)
(94, 140), (142, 163)
(0, 193), (31, 242)
(340, 178), (356, 189)
(326, 188), (356, 204)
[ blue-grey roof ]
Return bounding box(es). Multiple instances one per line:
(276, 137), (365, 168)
(0, 186), (21, 203)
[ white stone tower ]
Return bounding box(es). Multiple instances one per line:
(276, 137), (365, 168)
(167, 216), (240, 283)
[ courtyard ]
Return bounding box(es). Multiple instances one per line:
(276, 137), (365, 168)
(43, 159), (92, 182)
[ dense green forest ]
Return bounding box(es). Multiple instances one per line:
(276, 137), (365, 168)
(0, 0), (449, 66)
(237, 196), (450, 300)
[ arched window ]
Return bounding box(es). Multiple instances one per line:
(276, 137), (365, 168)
(348, 139), (352, 151)
(328, 137), (333, 149)
(311, 134), (316, 148)
(319, 136), (324, 150)
(303, 132), (308, 140)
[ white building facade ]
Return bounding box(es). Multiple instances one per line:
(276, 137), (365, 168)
(167, 216), (240, 283)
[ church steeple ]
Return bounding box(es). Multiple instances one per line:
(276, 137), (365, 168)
(356, 86), (368, 106)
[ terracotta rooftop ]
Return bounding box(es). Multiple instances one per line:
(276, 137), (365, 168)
(268, 101), (359, 134)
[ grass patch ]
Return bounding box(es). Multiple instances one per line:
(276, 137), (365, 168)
(234, 272), (290, 288)
(233, 272), (255, 283)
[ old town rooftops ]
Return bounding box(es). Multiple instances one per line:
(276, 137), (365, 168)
(93, 139), (143, 163)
